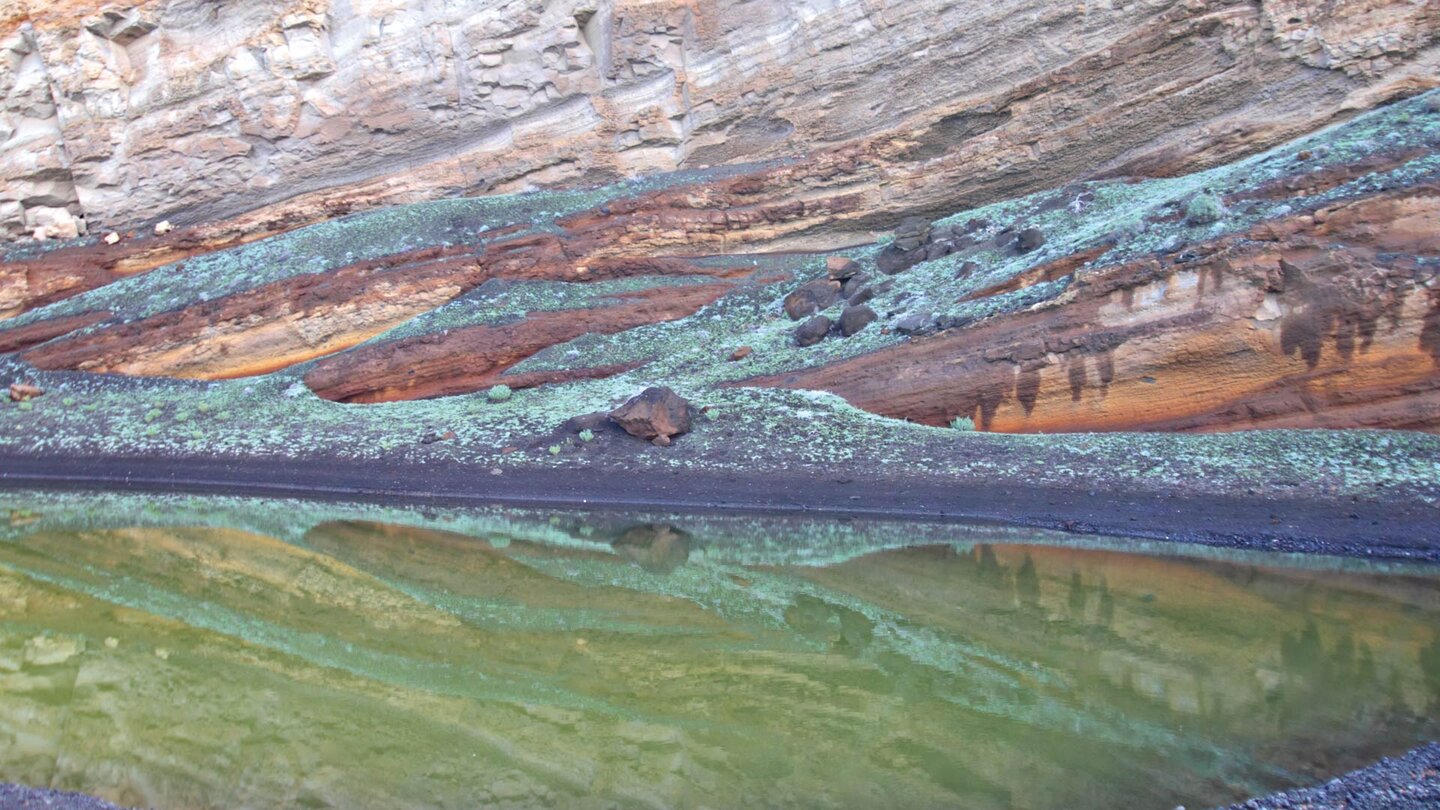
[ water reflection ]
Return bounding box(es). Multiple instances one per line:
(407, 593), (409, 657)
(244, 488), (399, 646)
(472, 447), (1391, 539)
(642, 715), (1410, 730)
(0, 493), (1437, 810)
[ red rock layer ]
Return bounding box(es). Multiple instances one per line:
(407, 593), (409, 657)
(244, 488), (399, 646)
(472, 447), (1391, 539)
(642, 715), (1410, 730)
(754, 188), (1440, 434)
(20, 225), (745, 380)
(304, 283), (736, 403)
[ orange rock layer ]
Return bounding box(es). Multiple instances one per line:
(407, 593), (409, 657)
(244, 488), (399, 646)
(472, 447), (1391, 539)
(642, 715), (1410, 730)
(755, 187), (1440, 433)
(304, 283), (737, 404)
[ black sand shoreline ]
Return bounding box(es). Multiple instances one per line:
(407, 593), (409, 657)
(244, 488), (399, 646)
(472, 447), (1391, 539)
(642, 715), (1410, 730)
(3, 453), (1438, 561)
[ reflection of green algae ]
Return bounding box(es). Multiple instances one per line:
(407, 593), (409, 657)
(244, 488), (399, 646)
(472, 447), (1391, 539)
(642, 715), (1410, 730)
(0, 499), (1437, 809)
(1, 94), (1439, 508)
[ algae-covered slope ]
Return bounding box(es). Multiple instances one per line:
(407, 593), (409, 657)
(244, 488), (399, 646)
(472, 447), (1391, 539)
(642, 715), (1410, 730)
(0, 94), (1438, 548)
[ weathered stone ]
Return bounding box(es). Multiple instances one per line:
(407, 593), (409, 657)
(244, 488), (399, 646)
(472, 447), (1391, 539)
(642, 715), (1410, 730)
(794, 315), (832, 347)
(839, 305), (878, 337)
(2, 0), (1431, 246)
(955, 261), (980, 279)
(841, 273), (870, 299)
(893, 312), (933, 335)
(827, 256), (860, 280)
(563, 411), (610, 433)
(894, 216), (933, 251)
(25, 207), (81, 241)
(783, 279), (842, 320)
(848, 286), (876, 307)
(876, 244), (923, 276)
(609, 386), (693, 441)
(1016, 227), (1046, 253)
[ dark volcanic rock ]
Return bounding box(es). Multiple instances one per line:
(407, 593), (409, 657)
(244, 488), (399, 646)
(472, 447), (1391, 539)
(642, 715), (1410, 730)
(848, 286), (876, 306)
(841, 273), (870, 299)
(794, 315), (832, 347)
(876, 244), (923, 275)
(893, 216), (932, 251)
(839, 304), (878, 336)
(1016, 227), (1046, 253)
(609, 387), (693, 441)
(563, 411), (611, 433)
(783, 279), (842, 320)
(893, 312), (933, 335)
(955, 260), (980, 279)
(827, 256), (860, 280)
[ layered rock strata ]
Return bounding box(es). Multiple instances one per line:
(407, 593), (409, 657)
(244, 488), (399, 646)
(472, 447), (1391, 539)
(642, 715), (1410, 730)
(2, 0), (1437, 249)
(761, 186), (1440, 433)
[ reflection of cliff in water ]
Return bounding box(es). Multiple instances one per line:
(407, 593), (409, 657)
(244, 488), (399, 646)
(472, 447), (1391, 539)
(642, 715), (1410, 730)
(0, 503), (1437, 810)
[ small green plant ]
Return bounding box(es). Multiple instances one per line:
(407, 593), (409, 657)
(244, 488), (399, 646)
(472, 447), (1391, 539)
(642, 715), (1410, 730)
(144, 408), (163, 423)
(950, 416), (976, 431)
(548, 444), (562, 456)
(1185, 192), (1224, 226)
(17, 401), (33, 412)
(61, 397), (76, 407)
(174, 411), (191, 423)
(578, 429), (595, 442)
(196, 402), (212, 414)
(487, 385), (513, 403)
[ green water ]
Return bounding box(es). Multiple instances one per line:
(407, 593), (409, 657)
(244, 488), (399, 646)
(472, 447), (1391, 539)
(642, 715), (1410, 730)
(0, 493), (1437, 809)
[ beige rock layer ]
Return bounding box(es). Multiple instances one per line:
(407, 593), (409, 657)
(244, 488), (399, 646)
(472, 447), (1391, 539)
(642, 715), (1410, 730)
(1, 0), (1438, 245)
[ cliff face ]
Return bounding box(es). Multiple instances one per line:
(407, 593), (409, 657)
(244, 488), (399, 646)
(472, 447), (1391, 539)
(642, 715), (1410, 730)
(3, 0), (1438, 244)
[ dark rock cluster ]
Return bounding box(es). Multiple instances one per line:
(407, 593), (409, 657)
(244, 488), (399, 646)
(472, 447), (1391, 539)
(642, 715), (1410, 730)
(791, 256), (881, 346)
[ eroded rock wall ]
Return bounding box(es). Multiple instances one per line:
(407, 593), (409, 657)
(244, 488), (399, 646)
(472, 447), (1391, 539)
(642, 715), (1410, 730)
(2, 0), (1437, 243)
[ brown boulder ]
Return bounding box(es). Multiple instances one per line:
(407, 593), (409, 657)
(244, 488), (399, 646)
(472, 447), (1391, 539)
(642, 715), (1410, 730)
(827, 256), (860, 280)
(609, 386), (693, 441)
(783, 279), (842, 320)
(839, 304), (877, 337)
(794, 315), (832, 347)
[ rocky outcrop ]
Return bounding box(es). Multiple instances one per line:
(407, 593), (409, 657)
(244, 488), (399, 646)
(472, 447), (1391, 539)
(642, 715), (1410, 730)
(761, 185), (1440, 434)
(19, 213), (751, 379)
(2, 0), (1437, 248)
